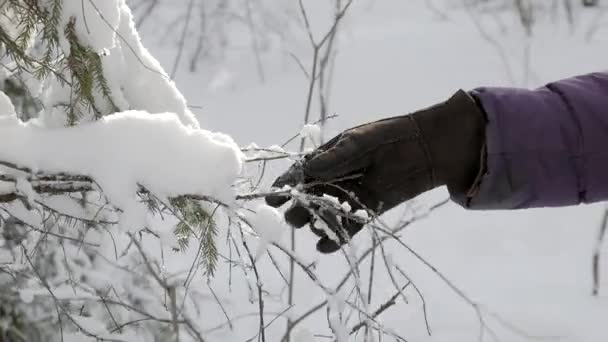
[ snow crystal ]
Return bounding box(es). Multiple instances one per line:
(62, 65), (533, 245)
(341, 201), (352, 213)
(0, 111), (243, 209)
(354, 209), (369, 220)
(244, 143), (290, 160)
(314, 217), (340, 245)
(244, 142), (260, 150)
(300, 123), (322, 146)
(267, 144), (285, 153)
(322, 194), (340, 206)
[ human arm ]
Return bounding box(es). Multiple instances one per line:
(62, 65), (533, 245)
(266, 71), (608, 252)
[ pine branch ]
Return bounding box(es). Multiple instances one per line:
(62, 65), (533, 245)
(1, 0), (119, 125)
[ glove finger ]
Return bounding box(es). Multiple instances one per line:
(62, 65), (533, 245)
(268, 132), (363, 208)
(316, 236), (341, 254)
(314, 195), (366, 254)
(316, 220), (364, 254)
(312, 181), (368, 226)
(309, 223), (328, 238)
(344, 220), (365, 242)
(265, 162), (306, 207)
(265, 193), (290, 208)
(303, 133), (371, 181)
(284, 203), (313, 228)
(317, 207), (348, 241)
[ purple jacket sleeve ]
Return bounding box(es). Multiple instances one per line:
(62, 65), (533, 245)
(454, 72), (608, 209)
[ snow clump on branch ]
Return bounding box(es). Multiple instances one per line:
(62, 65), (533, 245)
(0, 108), (243, 206)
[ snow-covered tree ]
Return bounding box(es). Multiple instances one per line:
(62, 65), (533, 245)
(0, 1), (245, 341)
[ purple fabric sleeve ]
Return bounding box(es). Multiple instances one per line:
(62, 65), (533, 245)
(454, 72), (608, 209)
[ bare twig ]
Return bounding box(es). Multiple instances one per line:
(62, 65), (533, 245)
(463, 0), (515, 85)
(278, 199), (449, 341)
(135, 0), (159, 28)
(284, 5), (355, 339)
(169, 287), (181, 342)
(426, 0), (449, 20)
(245, 0), (265, 83)
(238, 223), (267, 342)
(395, 265), (431, 336)
(593, 207), (608, 296)
(585, 5), (608, 41)
(170, 0), (196, 78)
(350, 281), (411, 335)
(24, 249), (127, 342)
(207, 284), (233, 330)
(364, 234), (377, 339)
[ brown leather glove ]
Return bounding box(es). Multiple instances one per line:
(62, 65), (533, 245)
(266, 90), (486, 253)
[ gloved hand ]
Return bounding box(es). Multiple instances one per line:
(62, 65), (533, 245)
(265, 90), (486, 253)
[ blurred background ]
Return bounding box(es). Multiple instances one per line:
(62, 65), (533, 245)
(127, 1), (608, 341)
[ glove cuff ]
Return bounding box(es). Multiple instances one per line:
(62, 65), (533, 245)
(411, 90), (487, 198)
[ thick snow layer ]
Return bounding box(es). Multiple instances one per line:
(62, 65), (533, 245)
(45, 0), (199, 128)
(107, 1), (200, 127)
(0, 111), (242, 207)
(60, 0), (120, 52)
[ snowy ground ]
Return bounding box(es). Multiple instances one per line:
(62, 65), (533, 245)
(136, 1), (608, 341)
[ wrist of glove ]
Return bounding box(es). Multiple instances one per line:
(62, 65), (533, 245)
(265, 90), (486, 253)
